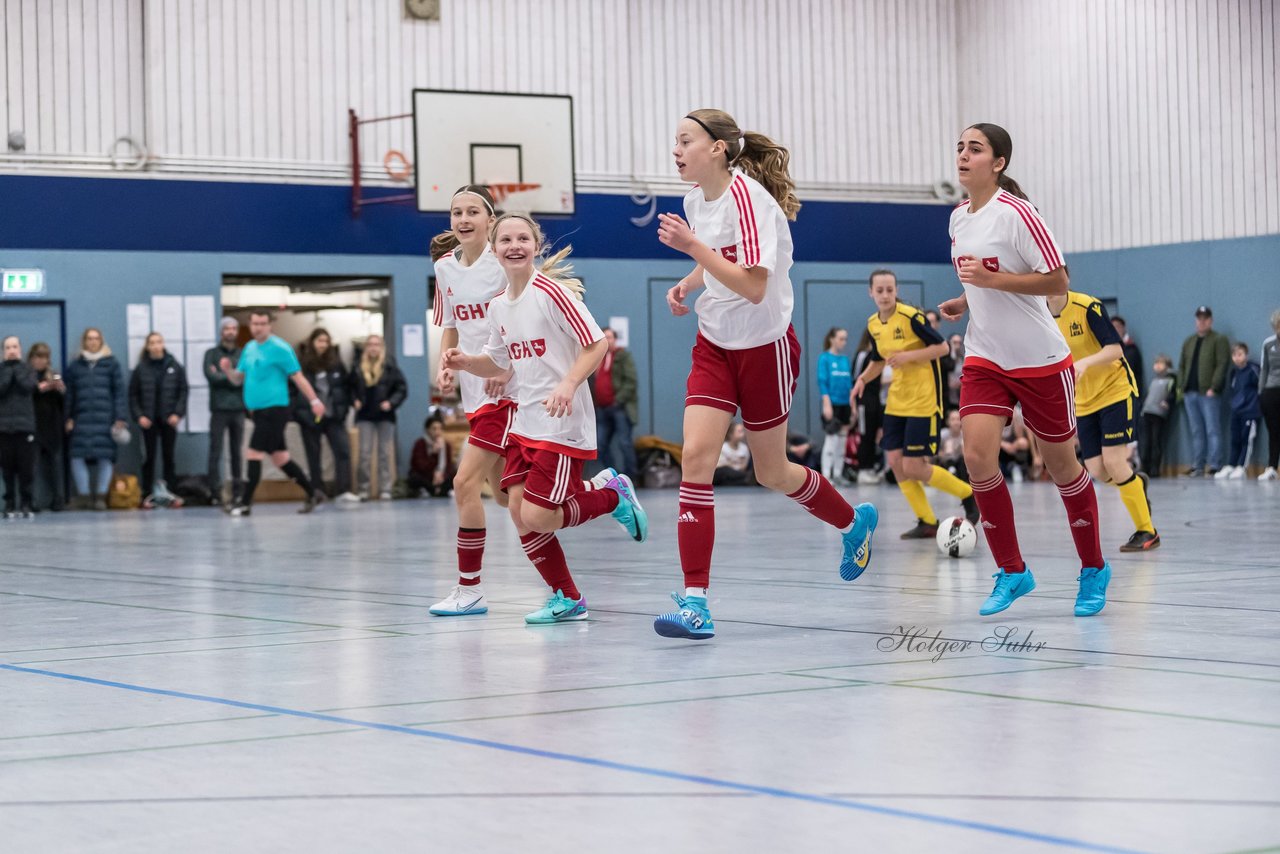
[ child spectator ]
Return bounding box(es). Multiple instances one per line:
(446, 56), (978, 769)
(1140, 354), (1178, 478)
(1217, 343), (1261, 479)
(938, 409), (967, 480)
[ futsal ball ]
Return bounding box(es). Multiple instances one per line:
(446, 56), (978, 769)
(936, 516), (977, 558)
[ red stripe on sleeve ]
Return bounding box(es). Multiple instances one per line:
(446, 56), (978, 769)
(998, 194), (1063, 270)
(730, 177), (760, 268)
(533, 276), (593, 346)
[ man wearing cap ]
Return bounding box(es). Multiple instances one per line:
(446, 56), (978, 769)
(1178, 306), (1231, 476)
(204, 317), (245, 505)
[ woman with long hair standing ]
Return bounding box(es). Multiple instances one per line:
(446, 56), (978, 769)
(351, 334), (407, 500)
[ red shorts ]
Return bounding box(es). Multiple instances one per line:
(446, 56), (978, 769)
(501, 439), (584, 510)
(959, 360), (1077, 443)
(466, 403), (516, 455)
(686, 326), (800, 431)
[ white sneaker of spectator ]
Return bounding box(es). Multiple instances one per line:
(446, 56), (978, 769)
(856, 469), (882, 485)
(1227, 465), (1246, 479)
(1258, 467), (1278, 481)
(335, 492), (362, 503)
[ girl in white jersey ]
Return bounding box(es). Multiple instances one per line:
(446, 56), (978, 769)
(443, 214), (649, 625)
(652, 108), (878, 640)
(428, 186), (518, 616)
(939, 122), (1110, 617)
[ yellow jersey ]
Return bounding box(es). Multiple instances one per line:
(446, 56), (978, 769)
(867, 303), (945, 418)
(1052, 291), (1138, 415)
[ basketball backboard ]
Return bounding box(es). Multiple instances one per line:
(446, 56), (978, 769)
(412, 89), (575, 215)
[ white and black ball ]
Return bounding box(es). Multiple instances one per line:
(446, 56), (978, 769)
(936, 516), (978, 558)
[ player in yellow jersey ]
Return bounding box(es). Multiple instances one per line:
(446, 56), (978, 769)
(1048, 291), (1159, 552)
(854, 269), (979, 538)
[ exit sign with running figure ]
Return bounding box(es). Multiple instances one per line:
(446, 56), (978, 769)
(2, 269), (45, 295)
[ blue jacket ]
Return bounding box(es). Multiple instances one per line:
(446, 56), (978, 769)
(65, 353), (129, 460)
(1228, 360), (1261, 419)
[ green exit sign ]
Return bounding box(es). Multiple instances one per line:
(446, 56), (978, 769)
(2, 269), (45, 295)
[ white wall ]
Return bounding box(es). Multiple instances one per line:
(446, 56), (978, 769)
(956, 0), (1279, 251)
(2, 0), (959, 202)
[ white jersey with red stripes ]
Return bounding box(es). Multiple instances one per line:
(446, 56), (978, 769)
(482, 272), (604, 459)
(684, 168), (794, 350)
(949, 189), (1072, 376)
(433, 244), (518, 416)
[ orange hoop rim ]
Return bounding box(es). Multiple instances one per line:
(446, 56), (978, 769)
(383, 149), (412, 181)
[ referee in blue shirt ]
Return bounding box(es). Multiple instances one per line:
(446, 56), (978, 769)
(221, 310), (326, 515)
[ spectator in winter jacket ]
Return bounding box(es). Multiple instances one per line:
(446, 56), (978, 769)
(130, 332), (189, 507)
(1140, 355), (1178, 478)
(408, 415), (455, 497)
(1216, 342), (1262, 479)
(27, 342), (65, 510)
(0, 335), (37, 517)
(65, 327), (128, 510)
(351, 334), (407, 500)
(293, 328), (357, 501)
(203, 317), (245, 506)
(1178, 306), (1232, 476)
(1111, 315), (1145, 397)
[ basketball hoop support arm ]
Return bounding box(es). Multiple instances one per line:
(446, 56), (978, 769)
(349, 107), (416, 218)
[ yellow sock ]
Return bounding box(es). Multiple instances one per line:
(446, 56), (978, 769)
(1115, 474), (1155, 533)
(927, 465), (973, 499)
(898, 480), (937, 525)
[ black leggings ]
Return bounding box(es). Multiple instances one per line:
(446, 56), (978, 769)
(141, 423), (178, 497)
(1261, 387), (1280, 469)
(0, 432), (35, 511)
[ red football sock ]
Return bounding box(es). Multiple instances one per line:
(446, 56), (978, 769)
(519, 531), (580, 599)
(561, 489), (619, 528)
(456, 527), (485, 586)
(785, 468), (856, 529)
(1056, 468), (1105, 570)
(677, 482), (715, 588)
(970, 471), (1025, 572)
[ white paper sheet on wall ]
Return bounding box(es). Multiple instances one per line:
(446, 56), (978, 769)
(186, 341), (213, 386)
(402, 324), (425, 357)
(185, 387), (211, 433)
(183, 295), (216, 342)
(126, 304), (151, 339)
(151, 296), (184, 341)
(127, 337), (148, 370)
(608, 316), (629, 348)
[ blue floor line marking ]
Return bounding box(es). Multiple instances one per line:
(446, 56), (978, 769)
(1, 663), (1148, 854)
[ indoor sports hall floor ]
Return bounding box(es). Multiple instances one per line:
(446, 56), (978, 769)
(1, 479), (1276, 853)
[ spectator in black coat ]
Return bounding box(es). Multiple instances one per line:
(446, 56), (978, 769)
(1112, 315), (1144, 397)
(351, 335), (407, 500)
(27, 342), (66, 511)
(0, 335), (37, 517)
(129, 332), (188, 507)
(65, 327), (128, 510)
(293, 328), (357, 501)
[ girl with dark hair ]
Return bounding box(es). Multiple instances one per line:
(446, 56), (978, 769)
(816, 326), (852, 484)
(27, 342), (65, 511)
(653, 108), (878, 640)
(294, 328), (356, 501)
(939, 122), (1110, 617)
(0, 335), (37, 517)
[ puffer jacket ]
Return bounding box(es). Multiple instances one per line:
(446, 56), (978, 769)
(65, 353), (128, 460)
(130, 352), (189, 421)
(0, 360), (37, 433)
